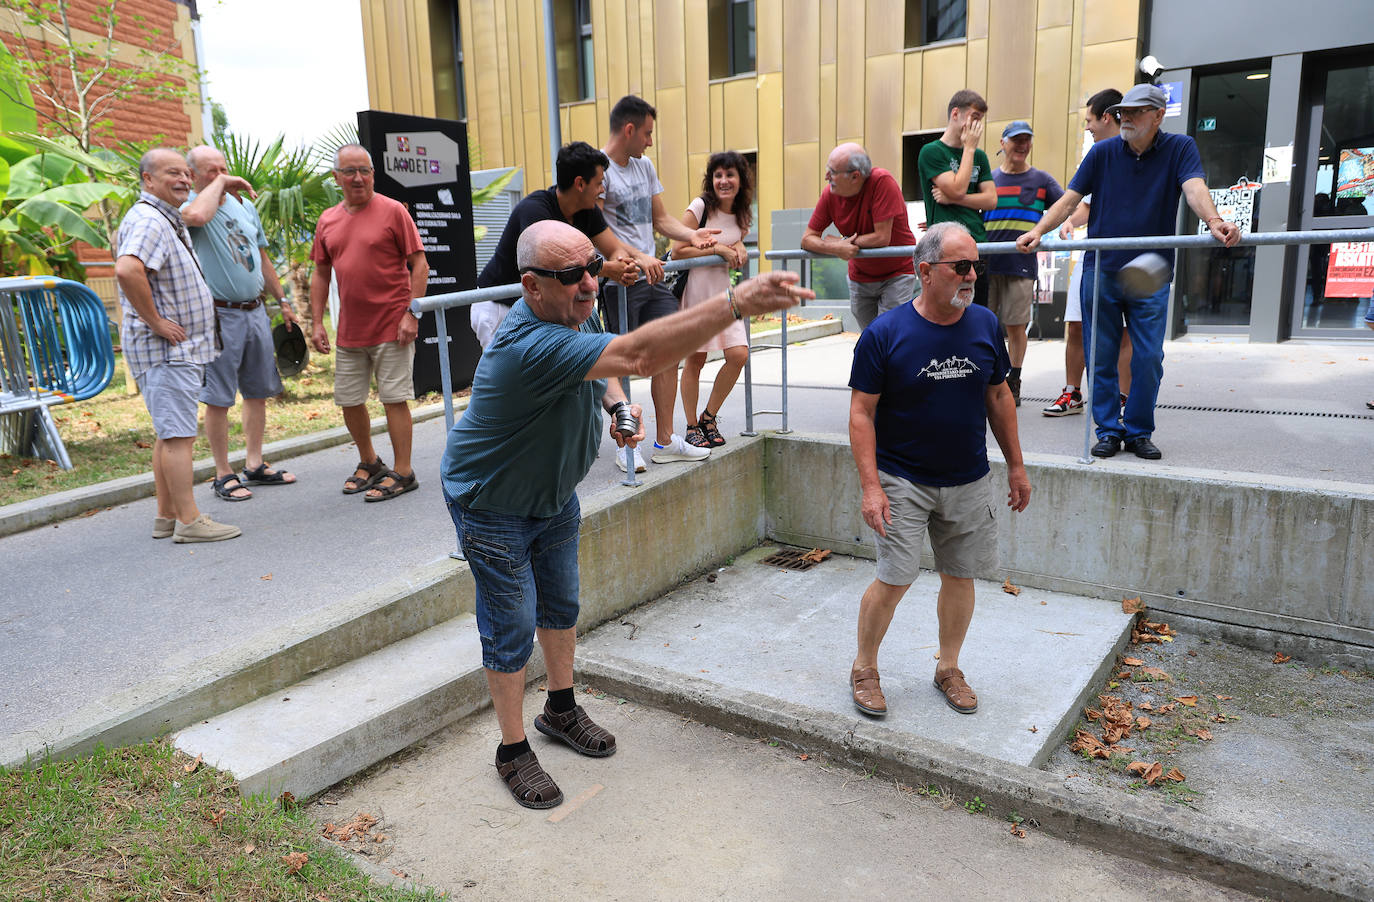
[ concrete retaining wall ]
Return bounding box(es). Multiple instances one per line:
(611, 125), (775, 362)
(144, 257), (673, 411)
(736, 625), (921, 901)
(763, 434), (1374, 652)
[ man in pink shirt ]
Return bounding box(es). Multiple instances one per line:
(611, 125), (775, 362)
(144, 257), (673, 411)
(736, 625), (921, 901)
(309, 144), (429, 502)
(802, 143), (917, 330)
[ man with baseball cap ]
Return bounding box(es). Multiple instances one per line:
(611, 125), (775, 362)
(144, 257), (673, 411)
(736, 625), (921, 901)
(982, 121), (1063, 406)
(1016, 83), (1239, 459)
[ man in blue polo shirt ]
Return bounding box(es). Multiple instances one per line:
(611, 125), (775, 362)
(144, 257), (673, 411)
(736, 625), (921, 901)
(1017, 83), (1239, 459)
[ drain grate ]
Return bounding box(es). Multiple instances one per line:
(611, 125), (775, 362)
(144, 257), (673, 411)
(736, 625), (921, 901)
(760, 547), (830, 571)
(1020, 397), (1374, 421)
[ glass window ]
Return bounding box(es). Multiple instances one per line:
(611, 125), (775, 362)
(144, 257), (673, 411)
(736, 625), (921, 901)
(554, 0), (594, 103)
(1174, 67), (1270, 330)
(1297, 60), (1374, 333)
(905, 0), (966, 49)
(709, 0), (754, 79)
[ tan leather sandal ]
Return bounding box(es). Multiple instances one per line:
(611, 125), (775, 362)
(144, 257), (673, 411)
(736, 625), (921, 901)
(934, 667), (978, 714)
(851, 666), (887, 716)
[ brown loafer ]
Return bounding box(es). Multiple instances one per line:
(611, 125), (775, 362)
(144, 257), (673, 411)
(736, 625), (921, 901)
(934, 667), (978, 714)
(851, 666), (887, 717)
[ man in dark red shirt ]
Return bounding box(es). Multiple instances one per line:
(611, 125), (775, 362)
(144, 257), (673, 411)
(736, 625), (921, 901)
(309, 144), (429, 502)
(802, 143), (917, 330)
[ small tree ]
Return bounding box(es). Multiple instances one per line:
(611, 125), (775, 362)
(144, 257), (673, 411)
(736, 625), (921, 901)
(0, 0), (199, 246)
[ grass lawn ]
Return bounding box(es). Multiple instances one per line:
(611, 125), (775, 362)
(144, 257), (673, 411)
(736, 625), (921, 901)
(0, 352), (444, 509)
(0, 739), (440, 901)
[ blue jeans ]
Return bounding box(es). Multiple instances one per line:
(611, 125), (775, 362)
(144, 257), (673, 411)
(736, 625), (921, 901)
(1079, 266), (1168, 442)
(444, 489), (582, 673)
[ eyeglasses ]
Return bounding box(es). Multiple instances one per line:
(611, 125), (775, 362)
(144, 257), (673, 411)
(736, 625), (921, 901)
(825, 168), (856, 179)
(1115, 107), (1158, 120)
(521, 254), (604, 285)
(334, 166), (374, 177)
(928, 259), (987, 276)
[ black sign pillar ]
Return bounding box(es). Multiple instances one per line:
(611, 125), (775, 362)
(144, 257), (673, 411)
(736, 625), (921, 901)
(357, 110), (481, 395)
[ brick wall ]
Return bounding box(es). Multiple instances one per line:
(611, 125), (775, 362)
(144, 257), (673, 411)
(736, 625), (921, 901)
(0, 0), (196, 147)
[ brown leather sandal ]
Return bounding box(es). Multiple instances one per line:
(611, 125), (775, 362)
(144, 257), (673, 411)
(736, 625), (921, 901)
(342, 457), (387, 494)
(851, 666), (887, 716)
(934, 667), (978, 714)
(495, 748), (563, 809)
(534, 702), (617, 757)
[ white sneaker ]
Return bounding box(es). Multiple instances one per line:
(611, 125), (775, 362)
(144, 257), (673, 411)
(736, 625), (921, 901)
(651, 433), (711, 464)
(173, 513), (242, 543)
(615, 446), (647, 473)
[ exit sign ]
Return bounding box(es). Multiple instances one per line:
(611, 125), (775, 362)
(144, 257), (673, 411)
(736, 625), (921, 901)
(1198, 117), (1217, 131)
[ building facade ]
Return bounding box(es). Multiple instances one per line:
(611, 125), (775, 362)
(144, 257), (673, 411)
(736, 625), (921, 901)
(360, 0), (1374, 343)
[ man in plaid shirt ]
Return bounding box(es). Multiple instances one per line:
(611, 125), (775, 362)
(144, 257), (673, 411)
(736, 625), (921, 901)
(115, 148), (240, 544)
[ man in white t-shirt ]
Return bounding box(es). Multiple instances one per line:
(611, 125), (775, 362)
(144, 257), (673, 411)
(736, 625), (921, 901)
(600, 94), (721, 470)
(1044, 88), (1132, 417)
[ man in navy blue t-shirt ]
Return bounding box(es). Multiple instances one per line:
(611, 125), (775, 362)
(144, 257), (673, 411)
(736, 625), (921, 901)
(848, 222), (1031, 718)
(1017, 83), (1240, 460)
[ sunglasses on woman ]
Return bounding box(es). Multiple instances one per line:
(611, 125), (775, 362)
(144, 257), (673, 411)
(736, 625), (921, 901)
(928, 259), (987, 276)
(520, 254), (605, 285)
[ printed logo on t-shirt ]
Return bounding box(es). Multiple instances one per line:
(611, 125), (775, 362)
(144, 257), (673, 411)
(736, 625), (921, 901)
(918, 355), (980, 380)
(947, 159), (981, 183)
(221, 221), (257, 273)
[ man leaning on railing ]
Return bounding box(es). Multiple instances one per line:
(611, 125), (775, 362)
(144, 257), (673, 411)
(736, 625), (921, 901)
(1017, 83), (1239, 462)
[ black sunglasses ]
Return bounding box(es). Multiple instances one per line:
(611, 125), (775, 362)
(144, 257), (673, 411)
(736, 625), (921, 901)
(928, 259), (987, 276)
(521, 254), (604, 285)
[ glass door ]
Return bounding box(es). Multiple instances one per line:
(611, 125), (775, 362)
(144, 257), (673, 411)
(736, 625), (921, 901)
(1294, 56), (1374, 335)
(1174, 65), (1271, 331)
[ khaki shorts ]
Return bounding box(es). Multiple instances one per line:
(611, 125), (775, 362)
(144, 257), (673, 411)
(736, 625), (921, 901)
(873, 471), (997, 586)
(334, 341), (416, 406)
(987, 274), (1034, 327)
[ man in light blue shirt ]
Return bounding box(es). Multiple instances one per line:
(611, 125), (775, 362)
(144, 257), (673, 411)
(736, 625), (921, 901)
(183, 145), (300, 502)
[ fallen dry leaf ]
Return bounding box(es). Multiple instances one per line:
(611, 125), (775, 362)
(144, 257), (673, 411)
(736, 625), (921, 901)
(1184, 726), (1213, 741)
(391, 869), (408, 879)
(322, 813), (378, 843)
(1163, 768), (1186, 783)
(1127, 761), (1165, 785)
(1138, 666), (1171, 681)
(1028, 725), (1038, 733)
(1002, 578), (1021, 596)
(244, 844), (256, 855)
(1122, 596), (1145, 614)
(796, 753), (810, 761)
(1135, 715), (1152, 730)
(800, 548), (831, 563)
(1158, 703), (1178, 714)
(1116, 670), (1133, 680)
(1273, 652), (1291, 664)
(183, 753), (203, 774)
(1172, 695), (1198, 707)
(1010, 823), (1027, 838)
(207, 808), (226, 827)
(1121, 657), (1144, 667)
(282, 851), (309, 874)
(1214, 694), (1234, 701)
(1210, 713), (1227, 723)
(279, 791), (297, 809)
(1137, 702), (1154, 712)
(260, 573), (273, 581)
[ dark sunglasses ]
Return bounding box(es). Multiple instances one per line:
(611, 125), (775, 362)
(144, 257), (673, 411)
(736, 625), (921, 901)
(521, 254), (604, 285)
(928, 259), (987, 276)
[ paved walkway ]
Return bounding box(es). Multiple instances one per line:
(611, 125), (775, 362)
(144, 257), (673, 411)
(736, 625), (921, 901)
(3, 333), (1370, 749)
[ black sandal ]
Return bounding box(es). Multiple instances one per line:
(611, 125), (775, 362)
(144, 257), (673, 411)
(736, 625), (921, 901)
(684, 425), (711, 449)
(212, 473), (252, 501)
(242, 462), (295, 486)
(363, 469), (419, 502)
(342, 458), (387, 494)
(698, 411), (726, 448)
(495, 748), (563, 809)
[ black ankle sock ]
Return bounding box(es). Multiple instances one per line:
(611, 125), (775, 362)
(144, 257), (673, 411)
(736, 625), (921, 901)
(497, 738), (531, 763)
(548, 687), (576, 714)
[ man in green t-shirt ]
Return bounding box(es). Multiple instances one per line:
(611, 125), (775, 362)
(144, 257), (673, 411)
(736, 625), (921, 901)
(918, 89), (998, 307)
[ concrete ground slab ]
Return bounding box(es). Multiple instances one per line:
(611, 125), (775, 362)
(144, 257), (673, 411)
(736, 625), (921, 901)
(576, 546), (1136, 768)
(311, 685), (1254, 902)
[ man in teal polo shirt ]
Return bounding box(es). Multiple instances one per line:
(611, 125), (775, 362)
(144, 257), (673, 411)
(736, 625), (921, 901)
(183, 145), (299, 501)
(440, 220), (809, 810)
(1017, 84), (1239, 460)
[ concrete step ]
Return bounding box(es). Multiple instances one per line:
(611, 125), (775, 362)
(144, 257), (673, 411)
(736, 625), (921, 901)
(174, 614), (536, 799)
(576, 545), (1136, 768)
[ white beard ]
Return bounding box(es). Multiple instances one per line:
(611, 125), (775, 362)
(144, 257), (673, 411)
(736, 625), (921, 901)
(950, 290), (974, 309)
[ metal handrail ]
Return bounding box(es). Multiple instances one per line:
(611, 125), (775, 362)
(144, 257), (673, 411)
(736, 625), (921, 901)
(768, 227), (1374, 462)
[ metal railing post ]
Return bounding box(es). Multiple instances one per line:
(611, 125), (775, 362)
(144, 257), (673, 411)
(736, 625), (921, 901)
(434, 308), (456, 431)
(777, 313), (791, 434)
(741, 312), (756, 436)
(615, 281), (641, 487)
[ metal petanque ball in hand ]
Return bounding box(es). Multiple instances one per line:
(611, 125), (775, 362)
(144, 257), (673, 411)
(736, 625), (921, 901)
(609, 401), (639, 438)
(1117, 252), (1172, 299)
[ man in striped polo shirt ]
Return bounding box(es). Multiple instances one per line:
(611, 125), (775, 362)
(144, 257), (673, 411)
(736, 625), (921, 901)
(983, 121), (1063, 406)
